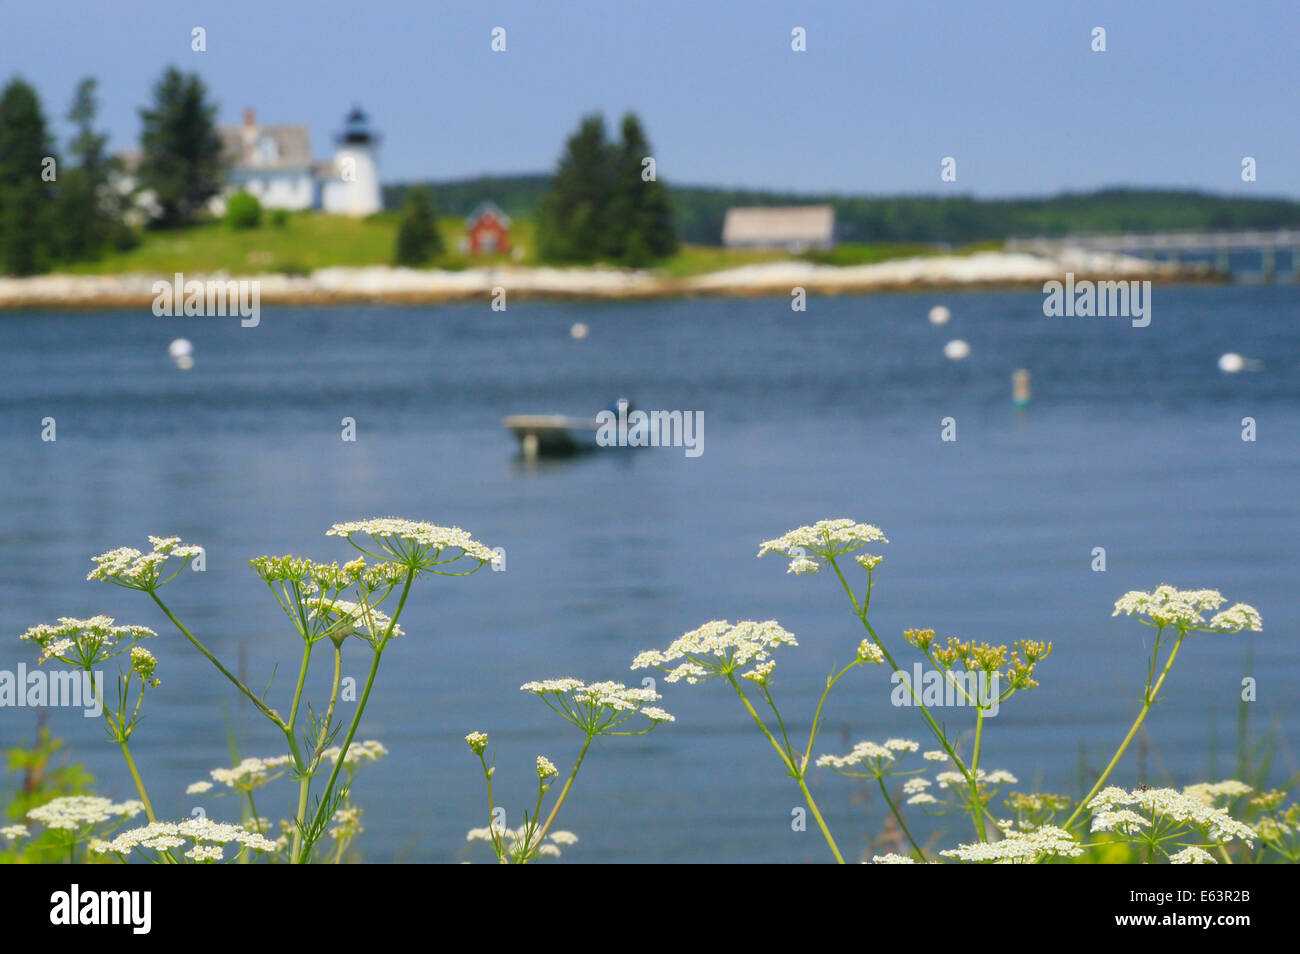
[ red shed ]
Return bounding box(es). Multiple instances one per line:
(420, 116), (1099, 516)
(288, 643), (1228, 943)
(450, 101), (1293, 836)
(466, 201), (512, 256)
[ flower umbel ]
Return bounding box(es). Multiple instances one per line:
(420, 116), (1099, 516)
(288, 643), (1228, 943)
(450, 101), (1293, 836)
(19, 616), (156, 669)
(520, 678), (672, 734)
(87, 538), (203, 592)
(631, 619), (798, 685)
(326, 518), (495, 576)
(1112, 586), (1262, 633)
(757, 519), (889, 575)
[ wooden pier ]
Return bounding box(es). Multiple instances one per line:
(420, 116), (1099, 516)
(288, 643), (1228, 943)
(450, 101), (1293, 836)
(1007, 228), (1300, 279)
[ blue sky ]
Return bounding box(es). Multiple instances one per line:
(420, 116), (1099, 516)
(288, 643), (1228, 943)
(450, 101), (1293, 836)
(3, 0), (1297, 197)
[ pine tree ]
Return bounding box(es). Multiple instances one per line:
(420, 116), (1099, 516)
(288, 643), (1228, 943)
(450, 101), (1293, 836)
(536, 115), (614, 263)
(138, 66), (224, 228)
(609, 113), (678, 266)
(58, 78), (125, 261)
(393, 185), (443, 266)
(0, 78), (57, 275)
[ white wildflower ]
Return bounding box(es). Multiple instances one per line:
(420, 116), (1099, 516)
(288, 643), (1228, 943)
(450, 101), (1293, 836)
(817, 740), (895, 771)
(321, 740), (388, 769)
(632, 620), (798, 683)
(96, 818), (278, 857)
(741, 660), (776, 686)
(1184, 780), (1253, 804)
(941, 825), (1082, 863)
(1091, 809), (1150, 835)
(19, 616), (156, 667)
(857, 639), (884, 664)
(521, 678), (671, 727)
(757, 520), (889, 577)
(306, 598), (403, 640)
(87, 538), (202, 590)
(1087, 787), (1254, 846)
(1113, 585), (1260, 632)
(326, 518), (496, 567)
(27, 796), (143, 830)
(1169, 846), (1216, 864)
(209, 755), (294, 790)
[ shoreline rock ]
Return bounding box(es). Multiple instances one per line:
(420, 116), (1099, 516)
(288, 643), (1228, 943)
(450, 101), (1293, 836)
(0, 251), (1219, 311)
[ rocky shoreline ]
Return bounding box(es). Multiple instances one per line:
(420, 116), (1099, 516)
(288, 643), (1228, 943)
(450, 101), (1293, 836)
(0, 250), (1216, 311)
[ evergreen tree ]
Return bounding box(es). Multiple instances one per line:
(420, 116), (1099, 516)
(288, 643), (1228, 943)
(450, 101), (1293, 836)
(138, 66), (224, 228)
(393, 185), (443, 265)
(58, 78), (127, 261)
(0, 77), (57, 275)
(608, 113), (678, 265)
(536, 114), (614, 263)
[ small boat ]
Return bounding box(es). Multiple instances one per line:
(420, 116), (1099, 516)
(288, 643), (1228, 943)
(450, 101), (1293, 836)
(503, 414), (601, 459)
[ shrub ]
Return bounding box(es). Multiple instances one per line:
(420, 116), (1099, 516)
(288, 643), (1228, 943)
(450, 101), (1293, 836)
(224, 191), (262, 230)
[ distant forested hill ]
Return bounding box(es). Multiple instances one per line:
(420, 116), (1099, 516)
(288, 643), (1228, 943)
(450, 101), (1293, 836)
(384, 178), (1300, 246)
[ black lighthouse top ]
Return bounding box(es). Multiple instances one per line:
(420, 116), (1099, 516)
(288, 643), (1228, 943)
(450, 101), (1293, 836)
(336, 105), (379, 146)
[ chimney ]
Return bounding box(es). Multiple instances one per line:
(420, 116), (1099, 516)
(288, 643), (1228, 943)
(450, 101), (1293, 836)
(243, 108), (256, 128)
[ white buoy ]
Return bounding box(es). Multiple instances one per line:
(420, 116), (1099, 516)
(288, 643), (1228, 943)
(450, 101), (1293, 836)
(1217, 352), (1262, 374)
(928, 305), (951, 325)
(943, 339), (970, 361)
(169, 338), (194, 370)
(570, 322), (589, 340)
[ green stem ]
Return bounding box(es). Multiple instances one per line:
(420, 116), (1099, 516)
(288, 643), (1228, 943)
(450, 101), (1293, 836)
(92, 674), (156, 824)
(117, 739), (155, 823)
(315, 643), (344, 761)
(802, 660), (859, 774)
(286, 640), (314, 738)
(1064, 629), (1186, 830)
(877, 776), (926, 861)
(726, 673), (796, 773)
(725, 673), (844, 863)
(299, 572), (414, 861)
(827, 557), (989, 840)
(967, 710), (987, 840)
(150, 593), (288, 730)
(796, 775), (845, 864)
(478, 751), (505, 863)
(531, 733), (593, 854)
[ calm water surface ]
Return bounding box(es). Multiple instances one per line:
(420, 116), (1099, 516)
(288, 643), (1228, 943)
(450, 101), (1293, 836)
(1, 285), (1297, 862)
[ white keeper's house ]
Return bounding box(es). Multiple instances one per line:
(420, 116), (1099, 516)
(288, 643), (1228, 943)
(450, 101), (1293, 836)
(212, 105), (383, 217)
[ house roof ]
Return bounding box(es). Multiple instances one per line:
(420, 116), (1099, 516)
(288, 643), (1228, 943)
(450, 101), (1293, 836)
(467, 201), (512, 228)
(219, 123), (314, 171)
(722, 205), (835, 245)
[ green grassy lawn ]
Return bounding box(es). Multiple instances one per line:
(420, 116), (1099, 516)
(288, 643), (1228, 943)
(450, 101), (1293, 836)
(58, 212), (991, 276)
(62, 212), (483, 275)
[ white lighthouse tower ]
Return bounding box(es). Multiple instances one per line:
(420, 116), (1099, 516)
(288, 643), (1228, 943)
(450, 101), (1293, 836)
(322, 105), (381, 217)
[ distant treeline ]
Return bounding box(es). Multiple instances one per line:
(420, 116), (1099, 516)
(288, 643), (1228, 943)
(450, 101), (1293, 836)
(384, 179), (1300, 246)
